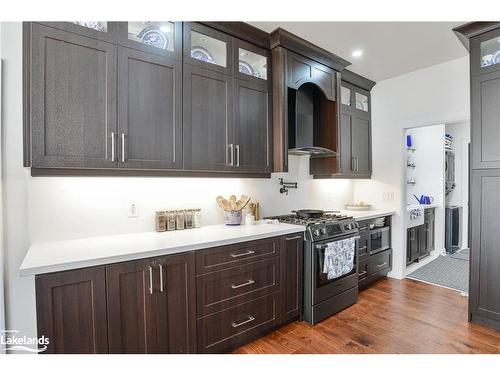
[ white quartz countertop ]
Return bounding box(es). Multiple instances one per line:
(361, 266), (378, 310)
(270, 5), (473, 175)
(338, 210), (395, 221)
(20, 222), (305, 276)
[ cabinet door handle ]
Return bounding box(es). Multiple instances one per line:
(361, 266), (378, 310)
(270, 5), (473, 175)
(377, 262), (388, 268)
(228, 144), (234, 166)
(355, 157), (359, 172)
(148, 266), (153, 295)
(158, 264), (164, 293)
(351, 156), (355, 171)
(121, 133), (126, 162)
(235, 144), (240, 167)
(111, 132), (116, 162)
(231, 279), (255, 289)
(231, 315), (255, 328)
(230, 249), (255, 258)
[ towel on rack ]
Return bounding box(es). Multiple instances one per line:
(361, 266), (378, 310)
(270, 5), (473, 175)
(322, 237), (355, 280)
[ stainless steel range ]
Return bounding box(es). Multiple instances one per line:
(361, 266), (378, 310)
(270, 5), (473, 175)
(267, 210), (360, 324)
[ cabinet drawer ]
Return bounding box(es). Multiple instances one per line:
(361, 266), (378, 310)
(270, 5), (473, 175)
(196, 258), (280, 316)
(196, 237), (280, 274)
(368, 249), (392, 275)
(197, 292), (280, 353)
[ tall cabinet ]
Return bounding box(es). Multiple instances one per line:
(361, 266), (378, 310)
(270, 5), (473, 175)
(454, 22), (500, 330)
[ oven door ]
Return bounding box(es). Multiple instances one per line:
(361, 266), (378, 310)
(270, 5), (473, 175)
(313, 233), (360, 305)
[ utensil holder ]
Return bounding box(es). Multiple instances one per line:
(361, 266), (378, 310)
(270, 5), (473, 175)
(224, 210), (242, 226)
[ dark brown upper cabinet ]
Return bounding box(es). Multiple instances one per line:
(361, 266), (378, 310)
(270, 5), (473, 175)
(311, 71), (374, 179)
(36, 21), (119, 43)
(234, 79), (272, 173)
(183, 24), (271, 174)
(471, 69), (500, 169)
(36, 266), (109, 354)
(118, 47), (183, 170)
(116, 22), (182, 60)
(25, 21), (273, 177)
(183, 64), (234, 172)
(27, 23), (118, 169)
(184, 22), (233, 75)
(107, 252), (196, 354)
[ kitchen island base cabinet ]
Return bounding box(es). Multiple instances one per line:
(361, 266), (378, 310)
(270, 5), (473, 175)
(35, 267), (108, 354)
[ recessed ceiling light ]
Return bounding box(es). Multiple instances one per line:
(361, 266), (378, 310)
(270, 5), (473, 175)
(352, 50), (363, 58)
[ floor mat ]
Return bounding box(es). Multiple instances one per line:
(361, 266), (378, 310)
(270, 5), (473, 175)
(450, 248), (469, 261)
(407, 254), (469, 293)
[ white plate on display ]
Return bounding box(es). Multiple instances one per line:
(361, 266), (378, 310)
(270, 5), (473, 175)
(344, 204), (372, 211)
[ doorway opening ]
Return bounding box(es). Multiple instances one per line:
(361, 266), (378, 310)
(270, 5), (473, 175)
(403, 121), (470, 295)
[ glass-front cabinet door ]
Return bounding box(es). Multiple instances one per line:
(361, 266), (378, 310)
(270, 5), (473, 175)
(233, 39), (269, 83)
(471, 28), (500, 76)
(116, 22), (182, 59)
(341, 86), (351, 106)
(183, 23), (232, 74)
(37, 21), (119, 42)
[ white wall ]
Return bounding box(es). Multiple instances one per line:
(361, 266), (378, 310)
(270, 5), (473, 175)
(0, 23), (354, 349)
(445, 121), (470, 250)
(354, 56), (470, 279)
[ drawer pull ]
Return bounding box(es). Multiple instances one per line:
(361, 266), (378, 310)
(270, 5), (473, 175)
(358, 271), (367, 277)
(230, 250), (255, 258)
(231, 315), (255, 328)
(231, 279), (255, 289)
(377, 262), (388, 268)
(285, 235), (302, 241)
(358, 246), (368, 251)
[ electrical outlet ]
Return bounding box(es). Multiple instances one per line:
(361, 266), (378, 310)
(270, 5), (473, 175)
(382, 192), (395, 202)
(128, 202), (138, 218)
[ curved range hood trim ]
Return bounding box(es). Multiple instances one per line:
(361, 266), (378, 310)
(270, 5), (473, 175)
(288, 147), (338, 158)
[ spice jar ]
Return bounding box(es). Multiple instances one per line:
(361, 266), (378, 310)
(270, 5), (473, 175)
(185, 209), (194, 229)
(193, 209), (202, 228)
(166, 210), (176, 231)
(175, 210), (185, 230)
(155, 211), (167, 232)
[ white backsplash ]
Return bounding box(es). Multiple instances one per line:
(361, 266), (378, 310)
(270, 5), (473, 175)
(28, 155), (354, 242)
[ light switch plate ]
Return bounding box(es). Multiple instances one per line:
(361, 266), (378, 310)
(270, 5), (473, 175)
(128, 202), (138, 218)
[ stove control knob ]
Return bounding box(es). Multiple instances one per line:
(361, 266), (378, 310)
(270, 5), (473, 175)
(313, 229), (320, 237)
(321, 227), (327, 235)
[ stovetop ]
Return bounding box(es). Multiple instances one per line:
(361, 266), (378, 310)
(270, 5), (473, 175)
(266, 213), (359, 242)
(266, 213), (351, 226)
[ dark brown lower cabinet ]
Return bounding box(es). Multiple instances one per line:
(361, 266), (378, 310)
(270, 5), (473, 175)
(356, 216), (392, 289)
(406, 208), (435, 266)
(281, 234), (303, 321)
(35, 267), (108, 354)
(470, 170), (500, 328)
(106, 253), (196, 354)
(34, 233), (303, 353)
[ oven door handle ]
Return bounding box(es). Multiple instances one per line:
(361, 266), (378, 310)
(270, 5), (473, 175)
(315, 235), (360, 249)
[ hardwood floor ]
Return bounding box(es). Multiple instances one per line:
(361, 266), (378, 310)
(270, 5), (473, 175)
(233, 278), (500, 354)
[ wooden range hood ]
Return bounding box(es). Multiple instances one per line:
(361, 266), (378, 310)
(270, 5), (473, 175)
(270, 28), (351, 172)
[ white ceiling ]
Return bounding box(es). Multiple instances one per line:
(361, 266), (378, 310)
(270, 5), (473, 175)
(250, 22), (468, 82)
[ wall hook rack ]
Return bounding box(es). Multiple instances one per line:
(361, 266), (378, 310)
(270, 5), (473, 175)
(279, 178), (298, 195)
